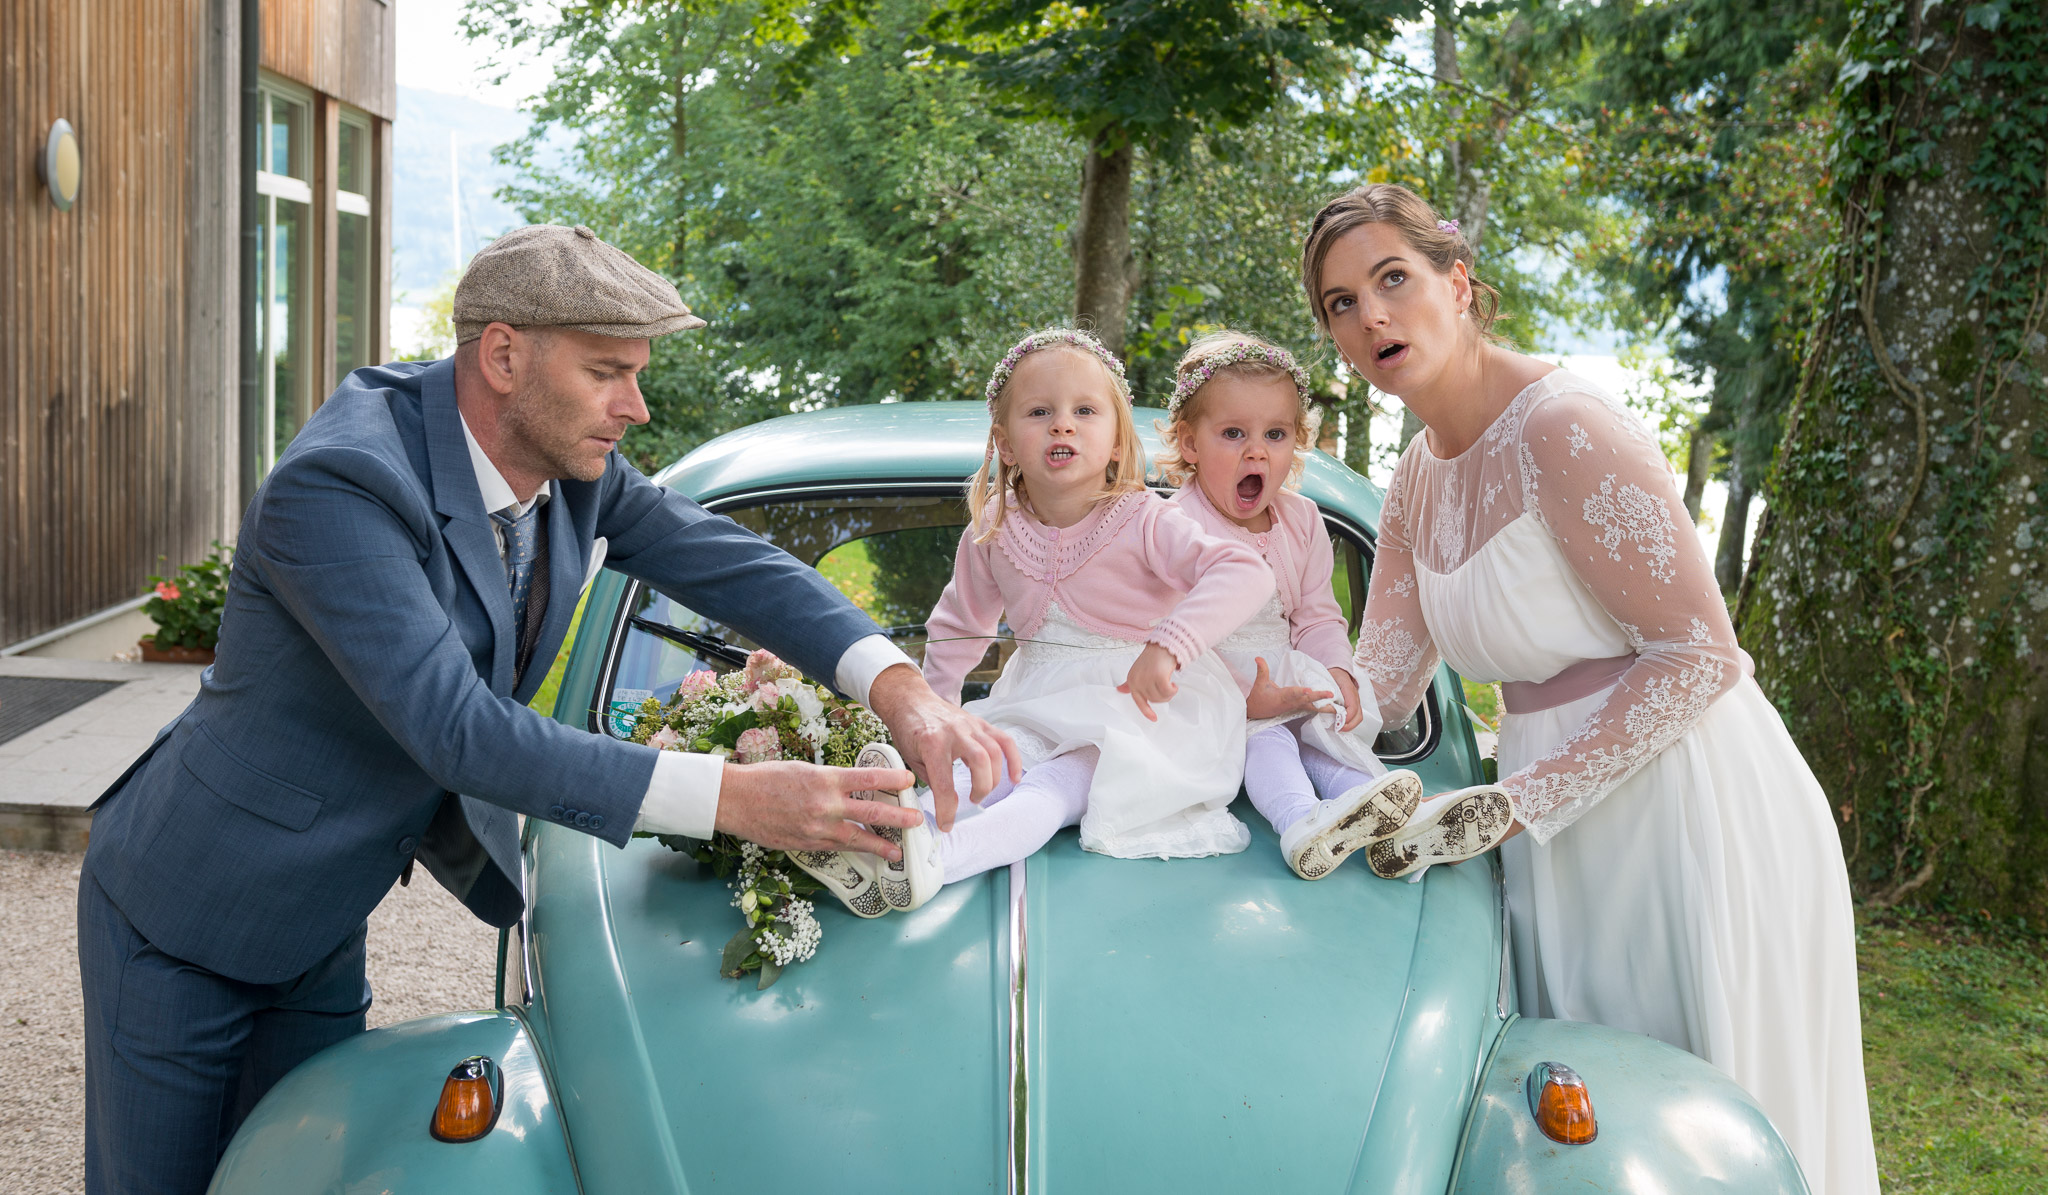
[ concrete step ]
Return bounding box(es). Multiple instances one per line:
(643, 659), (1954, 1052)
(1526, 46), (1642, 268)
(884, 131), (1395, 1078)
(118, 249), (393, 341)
(0, 657), (204, 852)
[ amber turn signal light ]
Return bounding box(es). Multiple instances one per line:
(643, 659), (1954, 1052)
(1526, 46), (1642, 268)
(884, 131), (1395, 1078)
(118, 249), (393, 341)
(1527, 1061), (1597, 1144)
(430, 1055), (502, 1143)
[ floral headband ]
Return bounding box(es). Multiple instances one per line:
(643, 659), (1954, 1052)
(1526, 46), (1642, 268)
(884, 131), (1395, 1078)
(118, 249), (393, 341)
(1167, 342), (1314, 419)
(983, 328), (1128, 415)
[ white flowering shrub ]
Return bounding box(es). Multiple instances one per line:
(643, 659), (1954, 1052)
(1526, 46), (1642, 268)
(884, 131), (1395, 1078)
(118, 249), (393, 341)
(629, 649), (891, 988)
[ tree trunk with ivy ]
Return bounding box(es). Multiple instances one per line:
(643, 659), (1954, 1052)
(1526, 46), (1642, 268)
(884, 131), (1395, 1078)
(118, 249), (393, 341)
(1740, 0), (2048, 916)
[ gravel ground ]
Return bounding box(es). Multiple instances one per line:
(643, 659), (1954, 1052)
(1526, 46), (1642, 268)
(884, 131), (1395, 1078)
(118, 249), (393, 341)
(0, 849), (498, 1195)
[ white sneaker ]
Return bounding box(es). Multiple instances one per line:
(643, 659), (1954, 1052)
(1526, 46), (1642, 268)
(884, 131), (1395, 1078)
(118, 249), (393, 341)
(1280, 770), (1424, 880)
(787, 847), (891, 919)
(855, 742), (941, 912)
(1365, 785), (1516, 880)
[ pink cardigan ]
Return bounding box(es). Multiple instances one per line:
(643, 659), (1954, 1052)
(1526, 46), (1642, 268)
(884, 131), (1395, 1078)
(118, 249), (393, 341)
(921, 489), (1275, 703)
(1172, 484), (1355, 677)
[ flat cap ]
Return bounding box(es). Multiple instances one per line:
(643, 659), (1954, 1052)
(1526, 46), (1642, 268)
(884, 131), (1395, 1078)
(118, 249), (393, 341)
(453, 224), (707, 345)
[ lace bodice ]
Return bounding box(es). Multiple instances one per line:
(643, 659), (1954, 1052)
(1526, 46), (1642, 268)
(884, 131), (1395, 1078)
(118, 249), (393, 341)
(1354, 370), (1747, 843)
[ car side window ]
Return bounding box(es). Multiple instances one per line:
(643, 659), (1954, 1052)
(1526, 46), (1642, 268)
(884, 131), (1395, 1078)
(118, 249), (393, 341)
(1328, 520), (1432, 762)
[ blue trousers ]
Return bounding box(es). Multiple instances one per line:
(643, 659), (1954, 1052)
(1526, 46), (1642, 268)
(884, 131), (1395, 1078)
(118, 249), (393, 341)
(77, 863), (372, 1195)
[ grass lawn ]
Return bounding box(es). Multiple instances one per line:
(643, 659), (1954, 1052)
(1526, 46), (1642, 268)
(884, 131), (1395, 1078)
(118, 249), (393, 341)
(1859, 906), (2048, 1191)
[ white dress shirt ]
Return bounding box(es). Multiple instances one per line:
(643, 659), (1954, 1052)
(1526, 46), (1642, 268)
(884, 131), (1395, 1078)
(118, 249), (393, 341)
(459, 414), (918, 839)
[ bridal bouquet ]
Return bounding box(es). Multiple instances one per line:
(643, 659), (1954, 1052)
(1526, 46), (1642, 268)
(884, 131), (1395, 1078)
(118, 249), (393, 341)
(629, 649), (891, 989)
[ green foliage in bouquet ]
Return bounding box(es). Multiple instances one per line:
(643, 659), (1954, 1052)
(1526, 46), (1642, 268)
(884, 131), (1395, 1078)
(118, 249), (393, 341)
(629, 649), (892, 988)
(143, 541), (233, 650)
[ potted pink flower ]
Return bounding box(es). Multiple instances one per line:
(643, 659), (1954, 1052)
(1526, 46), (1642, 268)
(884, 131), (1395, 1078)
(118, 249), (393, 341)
(140, 542), (232, 664)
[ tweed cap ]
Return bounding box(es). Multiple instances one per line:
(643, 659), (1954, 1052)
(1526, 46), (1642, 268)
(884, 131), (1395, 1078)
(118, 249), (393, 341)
(453, 224), (707, 345)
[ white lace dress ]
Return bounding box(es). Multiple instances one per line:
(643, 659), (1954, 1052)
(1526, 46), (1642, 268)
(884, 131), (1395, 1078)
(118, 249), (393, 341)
(1217, 594), (1385, 778)
(968, 602), (1252, 861)
(1356, 371), (1879, 1194)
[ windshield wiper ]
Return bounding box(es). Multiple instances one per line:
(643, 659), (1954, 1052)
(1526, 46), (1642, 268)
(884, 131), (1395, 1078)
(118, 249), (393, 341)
(626, 616), (751, 667)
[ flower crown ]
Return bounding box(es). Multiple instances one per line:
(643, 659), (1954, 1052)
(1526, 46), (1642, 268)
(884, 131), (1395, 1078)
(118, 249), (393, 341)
(983, 328), (1128, 415)
(1167, 342), (1313, 419)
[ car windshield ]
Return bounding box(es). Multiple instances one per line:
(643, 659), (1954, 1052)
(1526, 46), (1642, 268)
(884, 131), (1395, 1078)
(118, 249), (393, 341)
(597, 487), (1432, 760)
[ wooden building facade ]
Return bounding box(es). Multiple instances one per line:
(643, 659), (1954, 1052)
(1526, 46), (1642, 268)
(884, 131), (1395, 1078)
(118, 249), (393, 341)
(1, 0), (395, 650)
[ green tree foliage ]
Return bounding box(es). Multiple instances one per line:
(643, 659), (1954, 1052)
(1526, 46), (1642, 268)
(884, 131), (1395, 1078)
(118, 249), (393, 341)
(1521, 0), (1848, 584)
(466, 0), (1412, 468)
(924, 0), (1420, 352)
(1742, 0), (2048, 916)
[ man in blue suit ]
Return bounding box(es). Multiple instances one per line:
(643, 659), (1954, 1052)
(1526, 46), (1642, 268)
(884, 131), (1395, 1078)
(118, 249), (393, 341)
(77, 225), (1016, 1194)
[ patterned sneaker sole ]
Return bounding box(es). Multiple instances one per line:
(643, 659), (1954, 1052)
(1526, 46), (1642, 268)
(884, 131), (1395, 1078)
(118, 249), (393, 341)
(1288, 773), (1425, 881)
(789, 850), (890, 919)
(856, 742), (923, 911)
(1365, 788), (1514, 880)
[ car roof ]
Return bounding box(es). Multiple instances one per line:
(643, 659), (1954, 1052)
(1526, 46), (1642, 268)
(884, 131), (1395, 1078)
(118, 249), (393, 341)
(652, 400), (1386, 533)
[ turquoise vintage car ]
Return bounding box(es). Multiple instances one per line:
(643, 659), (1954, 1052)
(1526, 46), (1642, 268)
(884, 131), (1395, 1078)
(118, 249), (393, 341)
(209, 402), (1808, 1194)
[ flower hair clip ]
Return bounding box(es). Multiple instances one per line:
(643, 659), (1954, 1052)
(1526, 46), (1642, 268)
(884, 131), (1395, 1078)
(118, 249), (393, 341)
(983, 328), (1128, 415)
(1437, 219), (1460, 234)
(1167, 343), (1314, 418)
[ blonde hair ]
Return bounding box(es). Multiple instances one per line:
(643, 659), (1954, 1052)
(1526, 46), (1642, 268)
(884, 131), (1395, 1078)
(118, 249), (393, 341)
(966, 335), (1146, 541)
(1155, 330), (1320, 489)
(1300, 183), (1504, 340)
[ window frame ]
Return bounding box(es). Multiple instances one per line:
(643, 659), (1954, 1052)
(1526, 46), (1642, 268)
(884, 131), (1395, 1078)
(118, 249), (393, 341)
(586, 480), (1442, 767)
(253, 76), (318, 479)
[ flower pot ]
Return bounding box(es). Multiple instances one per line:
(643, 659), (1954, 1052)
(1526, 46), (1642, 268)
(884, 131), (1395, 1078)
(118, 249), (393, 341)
(139, 639), (215, 665)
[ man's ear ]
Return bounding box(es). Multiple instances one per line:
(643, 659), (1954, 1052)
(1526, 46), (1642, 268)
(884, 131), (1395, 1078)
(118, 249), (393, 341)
(475, 323), (522, 397)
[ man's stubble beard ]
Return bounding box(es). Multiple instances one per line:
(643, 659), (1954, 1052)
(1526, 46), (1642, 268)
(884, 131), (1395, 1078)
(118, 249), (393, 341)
(502, 377), (610, 483)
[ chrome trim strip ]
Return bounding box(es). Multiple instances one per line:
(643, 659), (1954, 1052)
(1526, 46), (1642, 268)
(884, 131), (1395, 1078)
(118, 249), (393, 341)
(1495, 855), (1513, 1019)
(1007, 859), (1028, 1195)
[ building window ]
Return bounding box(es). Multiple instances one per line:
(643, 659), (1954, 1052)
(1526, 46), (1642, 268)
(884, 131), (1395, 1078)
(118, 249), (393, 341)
(336, 115), (374, 387)
(255, 80), (314, 477)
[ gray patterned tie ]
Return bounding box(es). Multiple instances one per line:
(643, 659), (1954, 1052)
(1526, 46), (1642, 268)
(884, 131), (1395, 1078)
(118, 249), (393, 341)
(491, 502), (543, 644)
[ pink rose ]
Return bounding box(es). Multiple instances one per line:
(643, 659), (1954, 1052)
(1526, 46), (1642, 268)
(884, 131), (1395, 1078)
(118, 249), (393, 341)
(647, 727), (682, 751)
(744, 649), (800, 691)
(733, 726), (782, 764)
(676, 671), (719, 702)
(749, 681), (786, 712)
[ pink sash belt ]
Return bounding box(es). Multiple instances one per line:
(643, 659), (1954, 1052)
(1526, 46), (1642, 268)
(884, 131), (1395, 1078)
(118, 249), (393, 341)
(1498, 649), (1756, 715)
(1500, 654), (1637, 715)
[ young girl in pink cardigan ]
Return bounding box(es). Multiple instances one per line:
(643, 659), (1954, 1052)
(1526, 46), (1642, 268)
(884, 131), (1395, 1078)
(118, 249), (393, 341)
(910, 328), (1274, 885)
(1161, 331), (1422, 879)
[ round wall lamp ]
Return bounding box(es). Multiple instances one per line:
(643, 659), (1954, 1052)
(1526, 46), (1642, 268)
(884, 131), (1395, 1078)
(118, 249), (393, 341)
(37, 119), (81, 212)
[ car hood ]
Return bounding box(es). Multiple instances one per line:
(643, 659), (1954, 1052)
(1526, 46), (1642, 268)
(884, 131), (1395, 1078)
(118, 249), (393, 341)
(525, 806), (1503, 1194)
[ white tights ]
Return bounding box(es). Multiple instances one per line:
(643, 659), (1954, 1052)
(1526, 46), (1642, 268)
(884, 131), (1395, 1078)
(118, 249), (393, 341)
(924, 748), (1099, 884)
(1244, 724), (1383, 836)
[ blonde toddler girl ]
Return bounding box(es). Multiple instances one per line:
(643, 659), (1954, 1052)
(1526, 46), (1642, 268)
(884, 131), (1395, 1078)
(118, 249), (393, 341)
(1161, 331), (1421, 879)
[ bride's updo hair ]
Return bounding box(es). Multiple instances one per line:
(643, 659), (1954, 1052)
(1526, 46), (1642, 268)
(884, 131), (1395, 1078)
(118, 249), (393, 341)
(1299, 183), (1504, 340)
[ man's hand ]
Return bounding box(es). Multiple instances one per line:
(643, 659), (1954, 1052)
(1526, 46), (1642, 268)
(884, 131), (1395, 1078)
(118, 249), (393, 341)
(1329, 667), (1366, 732)
(1115, 643), (1180, 722)
(866, 664), (1021, 833)
(1245, 657), (1337, 721)
(714, 761), (921, 860)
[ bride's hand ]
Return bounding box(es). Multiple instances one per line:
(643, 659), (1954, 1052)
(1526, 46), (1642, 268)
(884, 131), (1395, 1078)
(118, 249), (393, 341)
(1116, 644), (1180, 722)
(1245, 657), (1336, 721)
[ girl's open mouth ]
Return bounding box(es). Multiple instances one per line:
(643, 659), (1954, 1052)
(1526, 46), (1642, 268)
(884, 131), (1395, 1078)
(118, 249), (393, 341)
(1046, 445), (1077, 466)
(1235, 472), (1266, 510)
(1374, 340), (1409, 368)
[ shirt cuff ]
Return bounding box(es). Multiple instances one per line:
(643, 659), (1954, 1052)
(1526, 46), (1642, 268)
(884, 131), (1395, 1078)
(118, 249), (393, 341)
(631, 750), (724, 839)
(833, 633), (918, 707)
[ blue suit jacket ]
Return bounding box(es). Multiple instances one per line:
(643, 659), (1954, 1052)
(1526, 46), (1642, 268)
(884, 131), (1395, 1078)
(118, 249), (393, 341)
(86, 359), (877, 985)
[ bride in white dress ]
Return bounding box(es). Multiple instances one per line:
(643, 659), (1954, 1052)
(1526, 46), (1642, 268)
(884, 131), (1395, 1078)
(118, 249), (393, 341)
(1302, 184), (1881, 1194)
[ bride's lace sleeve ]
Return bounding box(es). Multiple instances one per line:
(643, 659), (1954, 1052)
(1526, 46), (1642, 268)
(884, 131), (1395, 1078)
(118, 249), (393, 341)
(1505, 387), (1748, 844)
(1354, 462), (1440, 727)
